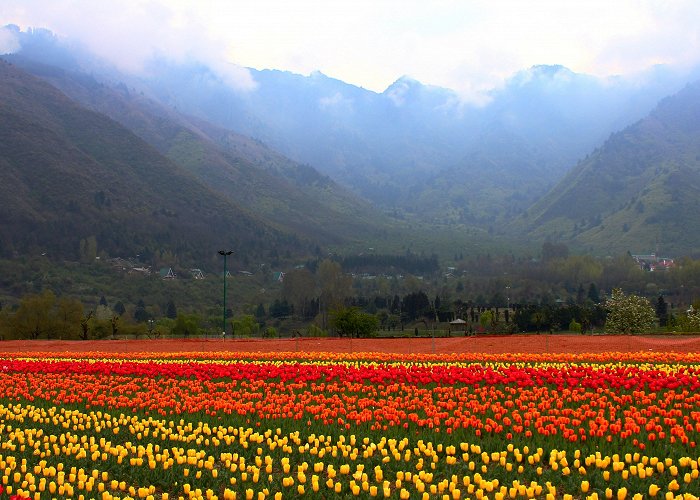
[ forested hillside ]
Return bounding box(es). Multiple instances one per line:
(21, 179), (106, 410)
(521, 81), (700, 255)
(0, 59), (309, 266)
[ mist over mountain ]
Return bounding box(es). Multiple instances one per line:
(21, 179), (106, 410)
(4, 25), (700, 257)
(0, 58), (315, 266)
(520, 80), (700, 255)
(134, 55), (695, 226)
(5, 52), (390, 249)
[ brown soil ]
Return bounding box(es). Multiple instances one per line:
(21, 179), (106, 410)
(0, 334), (699, 354)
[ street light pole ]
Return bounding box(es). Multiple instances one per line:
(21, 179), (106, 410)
(219, 250), (233, 337)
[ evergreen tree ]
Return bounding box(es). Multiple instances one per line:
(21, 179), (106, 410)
(113, 301), (126, 316)
(255, 303), (266, 321)
(656, 295), (668, 327)
(133, 300), (150, 322)
(166, 300), (177, 319)
(587, 283), (600, 303)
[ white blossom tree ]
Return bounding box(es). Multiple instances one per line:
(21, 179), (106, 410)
(605, 288), (656, 334)
(684, 306), (700, 332)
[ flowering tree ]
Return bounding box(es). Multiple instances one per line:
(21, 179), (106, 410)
(605, 288), (656, 334)
(682, 305), (700, 332)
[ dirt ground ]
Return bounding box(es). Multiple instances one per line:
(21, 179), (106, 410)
(0, 334), (699, 354)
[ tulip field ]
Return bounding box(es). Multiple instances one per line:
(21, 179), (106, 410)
(0, 340), (699, 499)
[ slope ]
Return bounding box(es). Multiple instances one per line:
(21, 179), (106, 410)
(0, 59), (310, 266)
(520, 81), (700, 255)
(6, 54), (391, 245)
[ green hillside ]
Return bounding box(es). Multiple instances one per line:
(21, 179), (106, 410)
(519, 81), (700, 256)
(7, 55), (391, 246)
(0, 59), (310, 267)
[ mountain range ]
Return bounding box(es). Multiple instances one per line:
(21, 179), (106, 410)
(133, 58), (695, 225)
(3, 24), (700, 259)
(0, 58), (318, 266)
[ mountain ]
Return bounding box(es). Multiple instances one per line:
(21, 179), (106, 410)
(5, 24), (700, 256)
(0, 58), (312, 266)
(5, 53), (390, 247)
(138, 58), (696, 225)
(408, 64), (700, 225)
(519, 80), (700, 255)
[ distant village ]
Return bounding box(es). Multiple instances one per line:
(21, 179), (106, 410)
(104, 252), (676, 285)
(631, 253), (675, 272)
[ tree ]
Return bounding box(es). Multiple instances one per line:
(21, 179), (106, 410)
(684, 306), (700, 332)
(402, 291), (431, 321)
(171, 314), (201, 338)
(114, 301), (126, 316)
(282, 268), (316, 319)
(587, 283), (600, 304)
(480, 310), (494, 330)
(656, 295), (669, 327)
(269, 299), (291, 319)
(330, 307), (379, 337)
(605, 288), (656, 334)
(231, 315), (260, 337)
(110, 315), (119, 339)
(541, 241), (569, 262)
(133, 303), (150, 322)
(13, 290), (56, 339)
(317, 259), (351, 327)
(255, 303), (266, 321)
(54, 297), (83, 339)
(79, 236), (98, 263)
(531, 310), (546, 334)
(165, 300), (177, 319)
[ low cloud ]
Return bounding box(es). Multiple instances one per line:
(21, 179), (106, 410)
(0, 25), (20, 54)
(1, 1), (257, 93)
(2, 0), (700, 98)
(319, 92), (354, 113)
(206, 60), (257, 92)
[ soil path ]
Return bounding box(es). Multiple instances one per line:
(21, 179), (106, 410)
(0, 335), (699, 354)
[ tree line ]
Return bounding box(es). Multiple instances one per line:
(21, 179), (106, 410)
(3, 250), (700, 339)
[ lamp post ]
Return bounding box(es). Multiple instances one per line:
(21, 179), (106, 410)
(219, 250), (233, 337)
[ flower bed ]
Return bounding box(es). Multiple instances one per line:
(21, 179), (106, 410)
(0, 351), (699, 498)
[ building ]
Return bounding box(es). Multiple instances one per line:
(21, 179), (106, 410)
(190, 268), (205, 280)
(631, 253), (675, 271)
(159, 267), (177, 279)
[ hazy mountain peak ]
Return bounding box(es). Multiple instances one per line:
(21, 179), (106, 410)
(382, 75), (458, 109)
(508, 64), (577, 88)
(383, 75), (421, 106)
(530, 64), (573, 75)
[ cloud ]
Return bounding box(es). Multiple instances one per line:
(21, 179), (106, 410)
(318, 92), (354, 113)
(2, 0), (700, 100)
(0, 25), (20, 54)
(1, 1), (257, 92)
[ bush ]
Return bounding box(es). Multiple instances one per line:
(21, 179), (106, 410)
(569, 319), (582, 333)
(306, 324), (326, 337)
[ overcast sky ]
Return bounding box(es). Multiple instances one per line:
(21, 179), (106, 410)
(2, 0), (700, 99)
